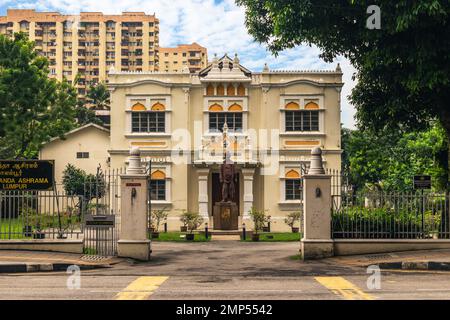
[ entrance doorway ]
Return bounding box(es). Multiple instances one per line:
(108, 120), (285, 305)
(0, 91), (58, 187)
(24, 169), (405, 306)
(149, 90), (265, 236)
(211, 172), (240, 228)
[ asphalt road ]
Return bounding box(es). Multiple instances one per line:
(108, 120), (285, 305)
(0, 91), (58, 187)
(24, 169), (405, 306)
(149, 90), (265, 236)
(1, 241), (450, 300)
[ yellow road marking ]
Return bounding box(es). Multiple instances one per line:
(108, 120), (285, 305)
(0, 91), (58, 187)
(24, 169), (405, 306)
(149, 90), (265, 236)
(115, 276), (168, 300)
(315, 276), (374, 300)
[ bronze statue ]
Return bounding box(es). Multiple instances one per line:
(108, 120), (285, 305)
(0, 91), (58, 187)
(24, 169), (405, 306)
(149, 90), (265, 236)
(220, 152), (236, 202)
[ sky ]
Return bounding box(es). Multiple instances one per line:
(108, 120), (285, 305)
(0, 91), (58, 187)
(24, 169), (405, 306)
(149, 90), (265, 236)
(0, 0), (357, 128)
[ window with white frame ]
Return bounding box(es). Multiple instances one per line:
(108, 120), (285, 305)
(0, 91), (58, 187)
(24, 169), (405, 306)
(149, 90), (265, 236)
(285, 110), (319, 131)
(208, 103), (243, 132)
(130, 101), (166, 133)
(149, 170), (166, 201)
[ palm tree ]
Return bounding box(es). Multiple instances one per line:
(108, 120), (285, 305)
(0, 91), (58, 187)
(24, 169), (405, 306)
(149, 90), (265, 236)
(86, 82), (110, 110)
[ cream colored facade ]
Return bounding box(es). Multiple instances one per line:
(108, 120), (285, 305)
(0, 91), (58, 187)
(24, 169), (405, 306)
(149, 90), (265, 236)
(0, 9), (160, 97)
(39, 124), (110, 184)
(106, 54), (343, 231)
(160, 43), (208, 73)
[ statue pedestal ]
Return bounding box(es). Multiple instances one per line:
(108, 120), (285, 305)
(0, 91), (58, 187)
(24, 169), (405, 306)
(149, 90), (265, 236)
(213, 202), (238, 230)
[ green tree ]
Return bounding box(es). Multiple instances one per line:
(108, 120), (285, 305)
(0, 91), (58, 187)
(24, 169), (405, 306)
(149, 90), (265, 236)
(62, 164), (106, 214)
(343, 123), (447, 192)
(74, 100), (104, 126)
(237, 0), (450, 186)
(0, 33), (77, 159)
(86, 82), (110, 110)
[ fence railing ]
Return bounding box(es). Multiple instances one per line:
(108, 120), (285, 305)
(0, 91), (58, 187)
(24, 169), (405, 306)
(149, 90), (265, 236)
(332, 192), (450, 239)
(0, 168), (124, 256)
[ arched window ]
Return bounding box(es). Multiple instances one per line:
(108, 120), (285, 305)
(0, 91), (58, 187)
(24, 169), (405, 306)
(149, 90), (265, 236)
(131, 102), (165, 133)
(209, 103), (243, 132)
(151, 102), (165, 111)
(285, 102), (300, 110)
(237, 83), (245, 96)
(285, 170), (301, 200)
(216, 84), (224, 96)
(305, 102), (319, 110)
(227, 84), (235, 96)
(206, 84), (214, 96)
(285, 101), (319, 132)
(228, 103), (242, 111)
(209, 103), (223, 111)
(150, 170), (166, 200)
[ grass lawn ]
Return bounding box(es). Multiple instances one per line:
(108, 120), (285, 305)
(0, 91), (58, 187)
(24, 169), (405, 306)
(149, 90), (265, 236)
(242, 232), (301, 242)
(150, 232), (211, 242)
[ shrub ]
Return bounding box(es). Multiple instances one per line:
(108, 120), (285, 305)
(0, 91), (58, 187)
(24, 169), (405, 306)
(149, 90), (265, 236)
(248, 207), (267, 234)
(150, 207), (168, 232)
(284, 211), (301, 228)
(180, 211), (204, 234)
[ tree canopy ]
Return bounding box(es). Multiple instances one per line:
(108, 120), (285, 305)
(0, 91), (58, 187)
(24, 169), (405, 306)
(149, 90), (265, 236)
(237, 0), (450, 186)
(343, 123), (448, 192)
(0, 33), (77, 159)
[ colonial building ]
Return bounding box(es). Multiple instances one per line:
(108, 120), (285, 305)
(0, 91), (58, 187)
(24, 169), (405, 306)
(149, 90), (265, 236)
(106, 54), (343, 231)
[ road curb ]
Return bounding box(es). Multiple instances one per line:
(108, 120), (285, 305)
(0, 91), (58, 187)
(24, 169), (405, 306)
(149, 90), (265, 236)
(376, 261), (450, 271)
(0, 262), (112, 273)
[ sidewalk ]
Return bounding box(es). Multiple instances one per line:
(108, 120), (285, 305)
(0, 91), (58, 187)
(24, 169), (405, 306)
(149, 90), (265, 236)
(327, 249), (450, 271)
(0, 250), (122, 273)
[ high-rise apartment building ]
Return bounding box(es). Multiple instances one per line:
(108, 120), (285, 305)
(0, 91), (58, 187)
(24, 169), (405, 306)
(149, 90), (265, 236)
(0, 9), (160, 97)
(160, 43), (208, 73)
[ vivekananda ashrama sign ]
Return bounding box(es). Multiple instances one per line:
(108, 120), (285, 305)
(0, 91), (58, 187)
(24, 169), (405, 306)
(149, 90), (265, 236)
(0, 160), (54, 191)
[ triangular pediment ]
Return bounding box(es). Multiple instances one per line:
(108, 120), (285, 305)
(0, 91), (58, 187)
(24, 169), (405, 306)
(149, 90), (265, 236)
(199, 53), (252, 82)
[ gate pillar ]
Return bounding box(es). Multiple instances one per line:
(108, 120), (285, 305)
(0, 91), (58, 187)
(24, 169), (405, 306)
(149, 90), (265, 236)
(300, 147), (334, 260)
(117, 147), (151, 261)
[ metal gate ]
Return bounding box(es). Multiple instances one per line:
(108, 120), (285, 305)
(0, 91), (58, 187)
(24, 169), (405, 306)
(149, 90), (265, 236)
(82, 167), (123, 257)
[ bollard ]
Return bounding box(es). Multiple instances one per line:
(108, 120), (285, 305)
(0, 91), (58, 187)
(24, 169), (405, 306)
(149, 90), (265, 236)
(205, 223), (209, 239)
(164, 222), (167, 233)
(242, 223), (246, 240)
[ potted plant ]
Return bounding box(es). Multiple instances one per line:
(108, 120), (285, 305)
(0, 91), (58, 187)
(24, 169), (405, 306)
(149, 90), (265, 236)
(248, 207), (267, 241)
(179, 213), (188, 232)
(20, 207), (35, 237)
(150, 207), (168, 239)
(262, 215), (271, 232)
(181, 211), (204, 241)
(29, 212), (46, 239)
(285, 211), (301, 233)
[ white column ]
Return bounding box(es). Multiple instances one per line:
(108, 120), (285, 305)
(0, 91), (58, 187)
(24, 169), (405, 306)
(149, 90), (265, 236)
(197, 168), (209, 222)
(242, 168), (255, 220)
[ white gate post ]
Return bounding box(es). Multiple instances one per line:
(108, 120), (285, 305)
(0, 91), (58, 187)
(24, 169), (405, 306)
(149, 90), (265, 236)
(300, 147), (334, 260)
(117, 147), (151, 261)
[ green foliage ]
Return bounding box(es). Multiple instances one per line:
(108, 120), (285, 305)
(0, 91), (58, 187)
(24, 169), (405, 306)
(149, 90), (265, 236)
(0, 33), (78, 159)
(150, 207), (169, 232)
(74, 100), (104, 126)
(333, 206), (442, 238)
(237, 0), (450, 187)
(62, 164), (106, 202)
(86, 82), (110, 110)
(343, 123), (447, 192)
(248, 207), (268, 234)
(179, 210), (204, 234)
(284, 211), (301, 228)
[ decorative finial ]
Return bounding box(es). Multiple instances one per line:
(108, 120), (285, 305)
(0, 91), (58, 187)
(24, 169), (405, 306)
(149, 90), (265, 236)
(307, 147), (325, 174)
(127, 147), (144, 174)
(263, 63), (269, 72)
(336, 63), (342, 73)
(234, 53), (239, 64)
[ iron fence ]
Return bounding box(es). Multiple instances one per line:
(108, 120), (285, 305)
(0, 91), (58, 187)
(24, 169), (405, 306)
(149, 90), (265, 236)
(0, 167), (124, 256)
(332, 192), (450, 239)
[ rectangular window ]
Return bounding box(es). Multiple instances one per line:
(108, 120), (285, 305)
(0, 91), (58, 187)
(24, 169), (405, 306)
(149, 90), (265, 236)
(285, 179), (301, 200)
(285, 111), (319, 131)
(131, 112), (165, 133)
(76, 152), (89, 159)
(209, 113), (243, 132)
(150, 180), (166, 200)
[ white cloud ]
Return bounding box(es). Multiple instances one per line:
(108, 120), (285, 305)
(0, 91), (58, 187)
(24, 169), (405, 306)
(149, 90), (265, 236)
(3, 0), (357, 127)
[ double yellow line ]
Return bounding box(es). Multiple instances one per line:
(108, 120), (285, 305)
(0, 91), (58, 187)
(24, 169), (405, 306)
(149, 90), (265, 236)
(315, 276), (375, 300)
